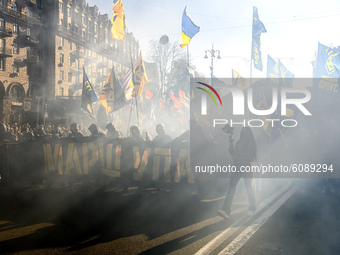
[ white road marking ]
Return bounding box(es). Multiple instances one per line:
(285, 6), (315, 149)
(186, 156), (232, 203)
(218, 186), (298, 255)
(195, 181), (293, 255)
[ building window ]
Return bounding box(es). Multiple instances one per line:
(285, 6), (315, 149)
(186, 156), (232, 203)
(60, 36), (64, 47)
(68, 23), (71, 30)
(13, 43), (19, 54)
(60, 19), (63, 25)
(88, 49), (91, 57)
(60, 70), (64, 80)
(26, 8), (30, 17)
(75, 26), (78, 34)
(37, 0), (42, 9)
(68, 73), (72, 82)
(75, 59), (79, 70)
(0, 58), (5, 71)
(69, 41), (72, 50)
(61, 87), (64, 96)
(59, 2), (63, 12)
(67, 7), (70, 17)
(27, 46), (30, 57)
(13, 3), (18, 12)
(0, 0), (3, 7)
(13, 23), (19, 34)
(13, 62), (19, 73)
(0, 18), (4, 29)
(26, 27), (30, 36)
(0, 39), (5, 51)
(68, 56), (71, 66)
(60, 53), (64, 63)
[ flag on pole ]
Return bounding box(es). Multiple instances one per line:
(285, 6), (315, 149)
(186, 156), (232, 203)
(131, 51), (149, 97)
(82, 67), (98, 117)
(252, 6), (267, 71)
(111, 0), (126, 42)
(278, 59), (294, 87)
(316, 42), (340, 78)
(180, 7), (200, 48)
(267, 55), (279, 78)
(145, 89), (153, 99)
(232, 69), (249, 90)
(99, 66), (126, 113)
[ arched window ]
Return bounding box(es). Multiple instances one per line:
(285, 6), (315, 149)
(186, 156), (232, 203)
(13, 3), (18, 12)
(10, 85), (23, 101)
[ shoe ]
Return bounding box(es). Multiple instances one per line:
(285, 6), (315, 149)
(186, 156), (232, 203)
(247, 210), (255, 217)
(218, 210), (230, 219)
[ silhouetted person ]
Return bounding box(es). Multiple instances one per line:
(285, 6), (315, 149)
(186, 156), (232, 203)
(152, 124), (172, 148)
(68, 123), (84, 139)
(0, 123), (10, 143)
(105, 123), (121, 139)
(88, 124), (105, 139)
(129, 125), (144, 143)
(218, 127), (257, 219)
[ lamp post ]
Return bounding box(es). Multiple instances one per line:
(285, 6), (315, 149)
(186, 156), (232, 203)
(204, 44), (221, 86)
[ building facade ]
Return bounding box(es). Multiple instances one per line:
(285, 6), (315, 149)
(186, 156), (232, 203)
(0, 0), (139, 125)
(0, 0), (43, 124)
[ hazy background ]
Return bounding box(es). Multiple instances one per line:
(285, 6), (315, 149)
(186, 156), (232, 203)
(87, 0), (340, 78)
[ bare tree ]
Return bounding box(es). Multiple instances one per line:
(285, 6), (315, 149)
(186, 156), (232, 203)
(147, 39), (185, 98)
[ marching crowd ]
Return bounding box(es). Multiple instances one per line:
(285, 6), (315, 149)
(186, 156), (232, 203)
(0, 121), (174, 147)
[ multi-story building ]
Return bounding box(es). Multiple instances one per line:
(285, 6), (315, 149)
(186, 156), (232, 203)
(0, 0), (139, 125)
(0, 0), (43, 124)
(44, 0), (139, 125)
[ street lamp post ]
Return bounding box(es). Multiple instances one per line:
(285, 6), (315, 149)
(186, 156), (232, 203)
(204, 44), (221, 86)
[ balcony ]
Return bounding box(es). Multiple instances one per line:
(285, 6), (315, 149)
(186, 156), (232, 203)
(84, 56), (95, 64)
(0, 27), (13, 37)
(96, 75), (107, 82)
(25, 54), (38, 63)
(97, 62), (108, 68)
(71, 68), (82, 76)
(70, 49), (85, 59)
(15, 34), (39, 45)
(0, 6), (42, 26)
(0, 48), (13, 57)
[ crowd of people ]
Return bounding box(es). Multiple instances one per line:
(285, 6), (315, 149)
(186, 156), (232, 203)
(0, 121), (174, 146)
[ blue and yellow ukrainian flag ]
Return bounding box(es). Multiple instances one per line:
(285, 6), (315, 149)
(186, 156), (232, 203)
(180, 7), (200, 48)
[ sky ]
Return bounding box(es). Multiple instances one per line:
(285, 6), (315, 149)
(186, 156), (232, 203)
(87, 0), (340, 78)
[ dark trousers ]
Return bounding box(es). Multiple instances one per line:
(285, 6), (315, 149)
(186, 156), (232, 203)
(222, 172), (256, 215)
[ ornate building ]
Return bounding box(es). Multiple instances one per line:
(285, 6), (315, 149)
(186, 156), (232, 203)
(0, 0), (139, 125)
(0, 0), (43, 124)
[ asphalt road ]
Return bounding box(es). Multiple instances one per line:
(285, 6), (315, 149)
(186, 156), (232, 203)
(1, 179), (337, 255)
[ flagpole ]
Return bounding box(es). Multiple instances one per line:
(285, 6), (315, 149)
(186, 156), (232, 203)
(126, 29), (140, 127)
(250, 9), (253, 86)
(187, 45), (190, 67)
